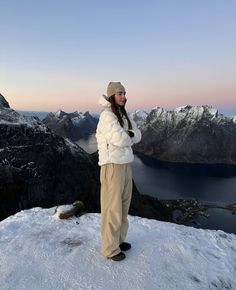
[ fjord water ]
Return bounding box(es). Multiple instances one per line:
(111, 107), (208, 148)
(132, 153), (236, 235)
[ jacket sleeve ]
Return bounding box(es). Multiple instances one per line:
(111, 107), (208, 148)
(97, 111), (132, 147)
(128, 115), (142, 144)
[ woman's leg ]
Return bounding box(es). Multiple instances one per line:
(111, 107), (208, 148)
(100, 163), (126, 258)
(119, 162), (133, 244)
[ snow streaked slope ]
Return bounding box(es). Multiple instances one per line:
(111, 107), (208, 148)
(0, 110), (49, 132)
(1, 207), (236, 290)
(0, 93), (49, 132)
(147, 104), (223, 127)
(0, 107), (49, 132)
(130, 109), (149, 128)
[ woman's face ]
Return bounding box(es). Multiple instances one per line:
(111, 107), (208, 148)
(114, 91), (126, 106)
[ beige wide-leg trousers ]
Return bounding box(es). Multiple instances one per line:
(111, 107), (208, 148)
(100, 162), (133, 258)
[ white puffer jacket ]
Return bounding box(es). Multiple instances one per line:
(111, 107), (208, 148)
(95, 95), (142, 166)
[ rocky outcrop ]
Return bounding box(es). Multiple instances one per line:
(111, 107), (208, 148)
(0, 93), (10, 108)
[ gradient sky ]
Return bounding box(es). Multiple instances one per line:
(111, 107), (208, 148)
(0, 0), (236, 115)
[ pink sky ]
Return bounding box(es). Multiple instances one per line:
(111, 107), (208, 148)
(2, 74), (235, 115)
(1, 1), (236, 116)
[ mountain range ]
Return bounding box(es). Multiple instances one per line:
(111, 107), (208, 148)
(0, 93), (169, 222)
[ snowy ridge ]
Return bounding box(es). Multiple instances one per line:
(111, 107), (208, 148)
(53, 109), (87, 125)
(130, 109), (149, 127)
(0, 206), (236, 290)
(173, 105), (218, 119)
(174, 105), (205, 124)
(55, 109), (65, 118)
(62, 137), (87, 155)
(42, 109), (98, 141)
(0, 107), (49, 132)
(174, 105), (189, 113)
(0, 93), (10, 108)
(0, 93), (49, 132)
(146, 104), (231, 126)
(131, 109), (149, 120)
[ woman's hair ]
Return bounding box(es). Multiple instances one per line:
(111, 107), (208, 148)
(109, 94), (133, 130)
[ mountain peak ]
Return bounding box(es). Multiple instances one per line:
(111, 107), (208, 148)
(0, 93), (48, 131)
(55, 109), (66, 118)
(174, 104), (218, 117)
(0, 93), (10, 109)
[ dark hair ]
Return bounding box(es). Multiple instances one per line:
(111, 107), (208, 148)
(109, 94), (132, 130)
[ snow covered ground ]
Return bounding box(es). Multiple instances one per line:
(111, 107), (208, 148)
(0, 206), (236, 290)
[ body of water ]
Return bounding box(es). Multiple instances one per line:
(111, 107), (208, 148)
(131, 152), (236, 235)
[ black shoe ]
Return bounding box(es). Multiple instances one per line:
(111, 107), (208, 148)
(119, 242), (131, 251)
(107, 251), (126, 261)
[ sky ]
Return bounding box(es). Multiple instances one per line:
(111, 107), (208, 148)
(0, 0), (236, 115)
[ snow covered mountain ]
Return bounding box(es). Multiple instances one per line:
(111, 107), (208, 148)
(130, 109), (149, 128)
(0, 93), (172, 224)
(0, 205), (236, 290)
(42, 109), (98, 141)
(0, 94), (49, 131)
(0, 93), (99, 221)
(134, 104), (236, 165)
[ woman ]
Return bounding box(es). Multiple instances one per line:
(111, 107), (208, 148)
(95, 81), (142, 261)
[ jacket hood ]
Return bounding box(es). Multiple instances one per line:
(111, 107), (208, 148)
(98, 94), (126, 118)
(98, 94), (111, 108)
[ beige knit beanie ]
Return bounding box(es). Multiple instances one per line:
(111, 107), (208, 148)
(106, 81), (126, 98)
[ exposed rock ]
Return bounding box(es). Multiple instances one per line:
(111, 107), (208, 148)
(0, 93), (10, 108)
